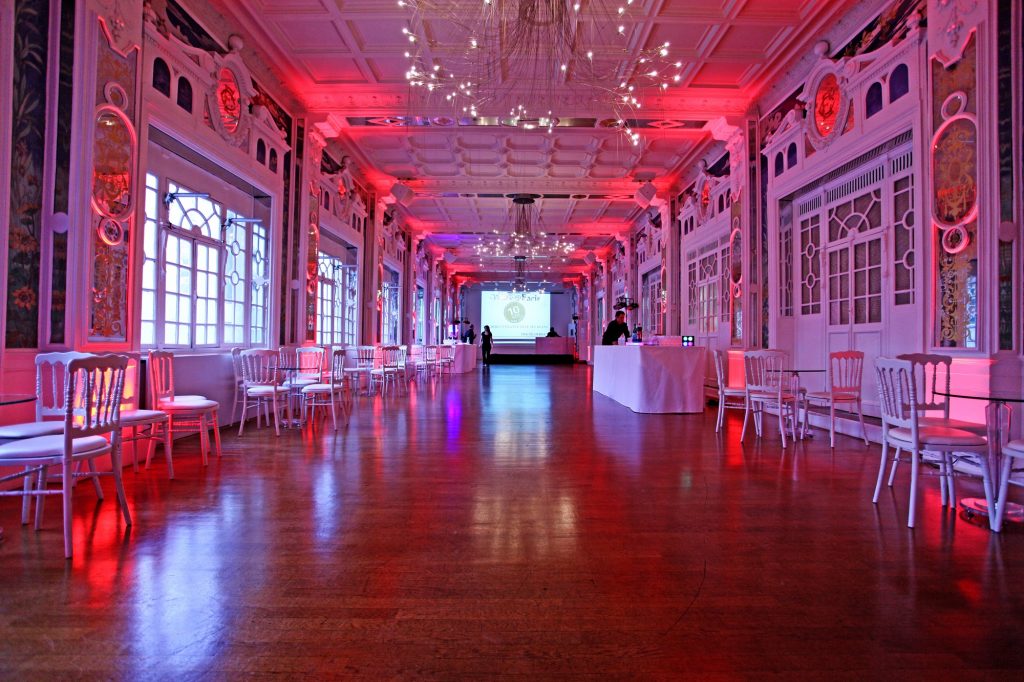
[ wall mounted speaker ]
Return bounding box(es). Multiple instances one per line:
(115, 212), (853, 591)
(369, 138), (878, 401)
(634, 181), (657, 207)
(390, 182), (415, 205)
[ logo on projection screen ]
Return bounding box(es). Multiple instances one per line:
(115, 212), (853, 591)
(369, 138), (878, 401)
(503, 301), (527, 323)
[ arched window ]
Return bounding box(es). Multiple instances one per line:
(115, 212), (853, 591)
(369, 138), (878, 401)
(269, 149), (278, 173)
(889, 64), (909, 102)
(786, 143), (797, 169)
(866, 82), (883, 118)
(775, 152), (784, 177)
(256, 139), (266, 165)
(176, 77), (193, 113)
(152, 58), (171, 97)
(718, 195), (725, 213)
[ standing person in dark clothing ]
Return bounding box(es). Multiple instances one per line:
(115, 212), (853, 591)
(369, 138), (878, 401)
(601, 311), (630, 345)
(466, 324), (476, 344)
(481, 325), (493, 365)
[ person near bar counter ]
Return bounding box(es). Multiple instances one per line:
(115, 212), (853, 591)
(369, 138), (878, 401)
(601, 311), (630, 345)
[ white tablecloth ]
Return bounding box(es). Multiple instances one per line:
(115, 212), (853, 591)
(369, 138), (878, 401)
(535, 337), (574, 355)
(592, 345), (707, 413)
(452, 344), (477, 373)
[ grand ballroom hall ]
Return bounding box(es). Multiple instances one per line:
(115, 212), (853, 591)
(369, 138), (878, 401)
(1, 0), (1023, 677)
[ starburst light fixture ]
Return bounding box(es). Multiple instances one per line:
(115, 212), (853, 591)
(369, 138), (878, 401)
(397, 0), (684, 145)
(472, 194), (576, 262)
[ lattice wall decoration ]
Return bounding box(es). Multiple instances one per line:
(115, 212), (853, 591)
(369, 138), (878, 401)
(827, 188), (882, 241)
(931, 35), (978, 348)
(892, 173), (916, 305)
(687, 260), (697, 326)
(719, 245), (730, 323)
(799, 215), (822, 315)
(779, 201), (794, 317)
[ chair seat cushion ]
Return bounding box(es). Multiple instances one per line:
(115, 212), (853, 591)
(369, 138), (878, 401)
(245, 386), (287, 397)
(301, 383), (342, 393)
(720, 387), (746, 396)
(806, 390), (859, 401)
(748, 390), (798, 401)
(889, 425), (985, 447)
(1001, 439), (1024, 457)
(158, 398), (219, 411)
(0, 434), (109, 460)
(918, 416), (986, 434)
(120, 409), (168, 424)
(0, 421), (64, 439)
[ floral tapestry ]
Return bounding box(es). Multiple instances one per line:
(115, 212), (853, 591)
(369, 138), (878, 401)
(6, 0), (49, 348)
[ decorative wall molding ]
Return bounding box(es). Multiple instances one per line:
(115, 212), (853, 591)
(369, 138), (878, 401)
(928, 0), (985, 67)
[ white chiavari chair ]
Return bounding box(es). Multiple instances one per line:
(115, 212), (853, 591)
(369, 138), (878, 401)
(0, 354), (132, 558)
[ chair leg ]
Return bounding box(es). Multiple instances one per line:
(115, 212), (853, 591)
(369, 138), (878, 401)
(272, 395), (281, 437)
(131, 427), (140, 473)
(21, 467), (32, 525)
(857, 400), (869, 445)
(716, 394), (724, 433)
(939, 452), (949, 508)
(887, 448), (901, 487)
(164, 422), (174, 479)
(198, 415), (210, 466)
(62, 460), (74, 559)
(945, 453), (956, 507)
(330, 393), (338, 430)
(992, 456), (1012, 532)
(740, 396), (750, 442)
(873, 441), (888, 503)
(34, 465), (47, 530)
(908, 449), (920, 528)
(778, 405), (787, 449)
(111, 445), (132, 527)
(87, 459), (104, 500)
(238, 401), (247, 436)
(211, 412), (222, 457)
(829, 402), (836, 449)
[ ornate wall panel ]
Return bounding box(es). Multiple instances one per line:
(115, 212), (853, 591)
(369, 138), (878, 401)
(5, 0), (49, 348)
(89, 24), (138, 342)
(931, 35), (978, 349)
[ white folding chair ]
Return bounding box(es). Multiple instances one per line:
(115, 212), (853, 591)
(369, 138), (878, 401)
(742, 350), (800, 448)
(301, 349), (350, 430)
(0, 351), (94, 442)
(238, 349), (287, 436)
(897, 353), (986, 434)
(230, 347), (245, 424)
(344, 346), (376, 395)
(873, 358), (993, 528)
(713, 349), (745, 433)
(994, 440), (1024, 533)
(371, 346), (405, 397)
(803, 350), (869, 448)
(148, 351), (222, 465)
(0, 354), (132, 558)
(118, 352), (173, 478)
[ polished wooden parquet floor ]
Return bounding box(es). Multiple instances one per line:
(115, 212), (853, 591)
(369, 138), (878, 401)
(1, 365), (1023, 678)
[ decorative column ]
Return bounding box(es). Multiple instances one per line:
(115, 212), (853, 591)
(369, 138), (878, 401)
(302, 130), (326, 343)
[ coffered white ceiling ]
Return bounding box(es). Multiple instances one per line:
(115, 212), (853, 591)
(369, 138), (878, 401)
(215, 0), (858, 274)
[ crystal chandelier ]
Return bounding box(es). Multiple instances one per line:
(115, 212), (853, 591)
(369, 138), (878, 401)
(473, 194), (576, 262)
(398, 0), (682, 145)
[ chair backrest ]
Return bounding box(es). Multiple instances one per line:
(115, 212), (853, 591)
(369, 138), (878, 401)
(355, 346), (376, 366)
(439, 345), (454, 362)
(147, 350), (177, 406)
(326, 349), (346, 385)
(744, 350), (788, 394)
(896, 353), (952, 417)
(423, 346), (438, 363)
(65, 354), (128, 441)
(381, 346), (403, 370)
(713, 350), (729, 393)
(230, 347), (244, 384)
(295, 346), (325, 379)
(828, 350), (864, 395)
(35, 351), (94, 421)
(875, 357), (918, 435)
(240, 349), (281, 386)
